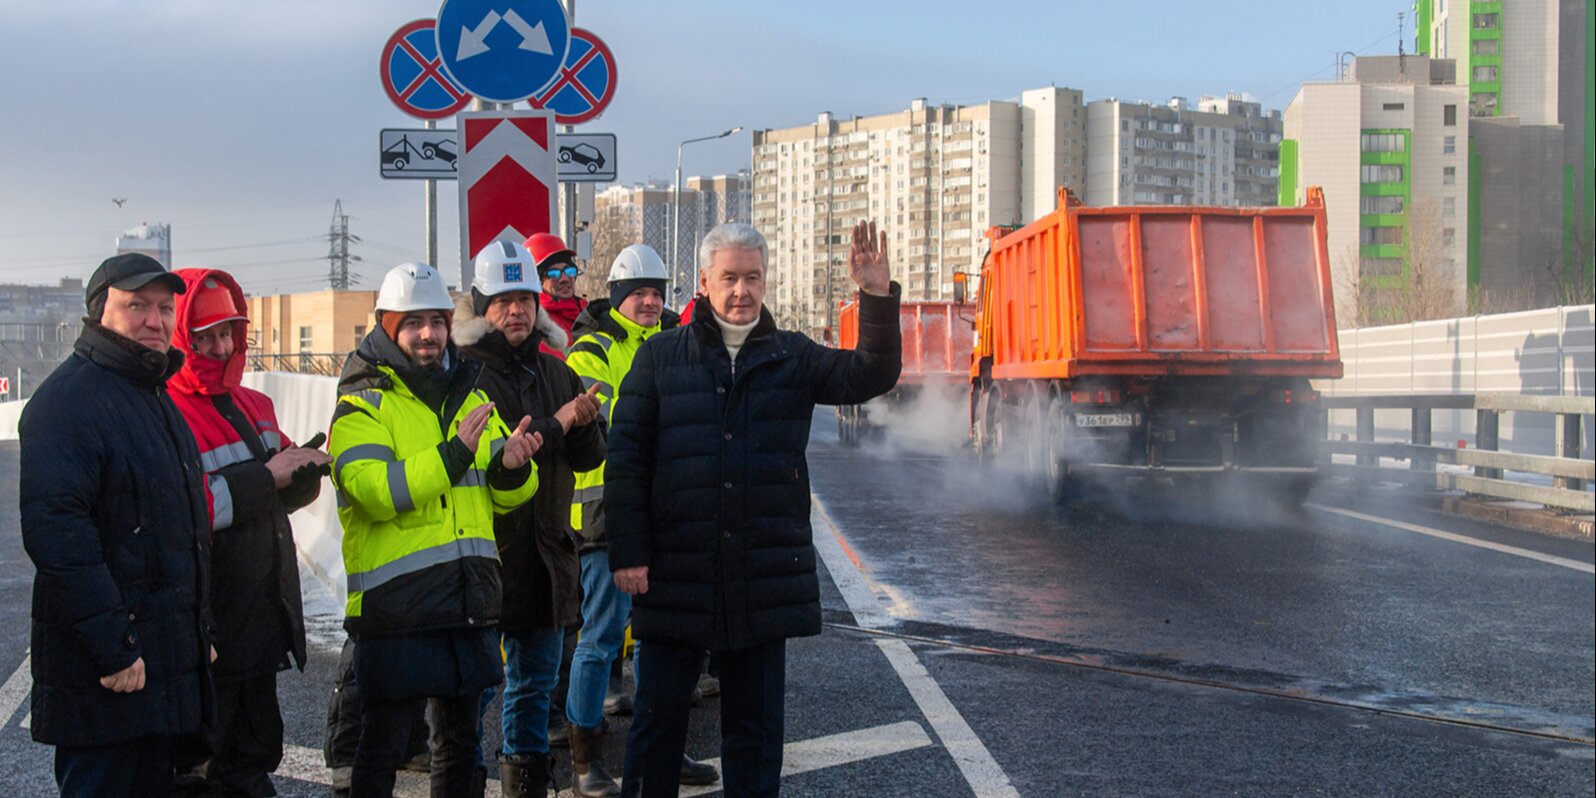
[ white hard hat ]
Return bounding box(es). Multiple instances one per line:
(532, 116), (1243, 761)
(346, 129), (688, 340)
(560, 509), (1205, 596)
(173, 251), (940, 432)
(472, 239), (541, 297)
(376, 262), (453, 313)
(608, 244), (668, 283)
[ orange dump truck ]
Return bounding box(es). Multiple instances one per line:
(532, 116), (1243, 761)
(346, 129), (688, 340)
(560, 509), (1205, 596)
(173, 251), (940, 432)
(971, 188), (1342, 502)
(835, 300), (975, 445)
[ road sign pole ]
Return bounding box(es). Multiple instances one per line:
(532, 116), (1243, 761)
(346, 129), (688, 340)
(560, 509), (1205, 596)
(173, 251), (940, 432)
(425, 119), (439, 270)
(562, 0), (578, 256)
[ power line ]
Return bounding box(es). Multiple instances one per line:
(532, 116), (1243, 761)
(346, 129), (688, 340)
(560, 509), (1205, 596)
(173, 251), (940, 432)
(325, 200), (362, 290)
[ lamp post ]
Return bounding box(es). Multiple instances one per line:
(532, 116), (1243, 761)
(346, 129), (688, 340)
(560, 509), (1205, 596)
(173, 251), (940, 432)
(672, 126), (743, 300)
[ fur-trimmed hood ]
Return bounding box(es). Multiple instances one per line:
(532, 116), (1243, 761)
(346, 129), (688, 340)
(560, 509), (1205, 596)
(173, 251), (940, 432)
(451, 292), (569, 351)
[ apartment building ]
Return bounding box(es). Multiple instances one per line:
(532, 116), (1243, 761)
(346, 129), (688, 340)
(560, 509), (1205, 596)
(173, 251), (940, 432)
(1283, 56), (1471, 320)
(1415, 0), (1593, 307)
(1085, 94), (1283, 208)
(752, 98), (1025, 337)
(591, 173), (751, 302)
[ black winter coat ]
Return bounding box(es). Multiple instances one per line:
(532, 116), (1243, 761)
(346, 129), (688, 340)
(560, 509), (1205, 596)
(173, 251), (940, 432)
(606, 288), (901, 651)
(456, 302), (606, 632)
(19, 324), (215, 748)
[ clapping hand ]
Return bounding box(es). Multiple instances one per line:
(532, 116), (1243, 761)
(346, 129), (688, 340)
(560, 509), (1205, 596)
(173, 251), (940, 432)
(457, 403), (495, 453)
(554, 384), (603, 431)
(848, 219), (890, 296)
(500, 415), (542, 470)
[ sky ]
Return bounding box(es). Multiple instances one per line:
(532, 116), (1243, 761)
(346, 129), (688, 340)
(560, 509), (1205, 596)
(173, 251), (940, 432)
(0, 0), (1412, 295)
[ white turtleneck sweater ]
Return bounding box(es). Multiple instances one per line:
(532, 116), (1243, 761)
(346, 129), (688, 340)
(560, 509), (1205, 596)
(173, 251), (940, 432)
(714, 313), (759, 367)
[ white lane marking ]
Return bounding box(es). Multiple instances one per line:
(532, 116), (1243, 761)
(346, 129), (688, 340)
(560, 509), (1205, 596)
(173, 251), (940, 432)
(812, 495), (1021, 798)
(811, 501), (895, 629)
(874, 640), (1020, 798)
(1308, 504), (1596, 575)
(678, 720), (934, 797)
(0, 656), (30, 728)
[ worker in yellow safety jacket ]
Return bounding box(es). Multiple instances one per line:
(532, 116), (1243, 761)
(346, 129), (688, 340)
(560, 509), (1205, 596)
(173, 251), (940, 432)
(563, 244), (719, 795)
(329, 261), (542, 798)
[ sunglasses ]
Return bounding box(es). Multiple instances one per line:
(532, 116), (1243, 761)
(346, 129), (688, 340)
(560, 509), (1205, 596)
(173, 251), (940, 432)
(543, 266), (581, 279)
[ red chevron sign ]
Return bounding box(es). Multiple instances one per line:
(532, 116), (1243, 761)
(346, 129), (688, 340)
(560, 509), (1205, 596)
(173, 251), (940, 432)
(456, 111), (559, 289)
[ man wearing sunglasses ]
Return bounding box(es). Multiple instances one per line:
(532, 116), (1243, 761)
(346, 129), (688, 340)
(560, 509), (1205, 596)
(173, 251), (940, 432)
(527, 233), (587, 360)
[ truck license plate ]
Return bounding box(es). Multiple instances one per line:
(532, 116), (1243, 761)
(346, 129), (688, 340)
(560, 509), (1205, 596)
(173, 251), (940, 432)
(1075, 413), (1138, 428)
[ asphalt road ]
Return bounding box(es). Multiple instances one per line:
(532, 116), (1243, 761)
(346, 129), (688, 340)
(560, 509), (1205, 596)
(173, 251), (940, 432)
(1, 411), (1592, 796)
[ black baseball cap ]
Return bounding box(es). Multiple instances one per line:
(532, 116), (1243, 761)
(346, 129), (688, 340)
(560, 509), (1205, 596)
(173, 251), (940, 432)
(85, 253), (186, 309)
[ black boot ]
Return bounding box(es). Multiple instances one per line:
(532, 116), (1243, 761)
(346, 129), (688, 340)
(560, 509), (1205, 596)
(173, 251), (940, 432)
(569, 724), (621, 797)
(498, 751), (549, 798)
(680, 755), (720, 786)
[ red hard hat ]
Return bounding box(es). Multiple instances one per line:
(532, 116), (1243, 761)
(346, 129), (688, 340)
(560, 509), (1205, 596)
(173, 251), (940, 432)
(190, 278), (246, 331)
(525, 232), (576, 270)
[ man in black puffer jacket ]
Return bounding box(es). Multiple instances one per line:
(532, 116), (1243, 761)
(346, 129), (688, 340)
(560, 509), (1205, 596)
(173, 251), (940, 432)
(20, 253), (216, 797)
(607, 221), (900, 798)
(455, 239), (606, 795)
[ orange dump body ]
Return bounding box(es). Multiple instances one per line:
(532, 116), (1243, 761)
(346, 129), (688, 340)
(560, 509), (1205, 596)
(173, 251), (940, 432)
(974, 188), (1342, 381)
(838, 299), (974, 385)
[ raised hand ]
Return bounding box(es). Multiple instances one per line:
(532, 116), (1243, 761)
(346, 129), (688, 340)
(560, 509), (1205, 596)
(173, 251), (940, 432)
(848, 219), (890, 296)
(457, 403), (495, 454)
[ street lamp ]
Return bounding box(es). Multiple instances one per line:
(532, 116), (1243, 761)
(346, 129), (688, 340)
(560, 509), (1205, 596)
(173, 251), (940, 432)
(672, 126), (743, 300)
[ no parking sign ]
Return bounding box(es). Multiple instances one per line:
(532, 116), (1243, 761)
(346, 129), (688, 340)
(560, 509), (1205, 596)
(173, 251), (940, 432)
(380, 19), (473, 120)
(527, 27), (617, 125)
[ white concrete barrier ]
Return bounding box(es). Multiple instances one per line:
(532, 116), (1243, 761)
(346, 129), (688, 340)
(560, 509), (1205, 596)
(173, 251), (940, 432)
(238, 372), (345, 604)
(0, 399), (26, 442)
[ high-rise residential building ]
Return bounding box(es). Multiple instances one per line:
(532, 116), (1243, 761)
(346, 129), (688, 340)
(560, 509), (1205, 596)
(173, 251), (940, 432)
(1413, 0), (1594, 307)
(1283, 55), (1471, 322)
(1085, 94), (1283, 208)
(591, 172), (751, 303)
(752, 98), (1026, 337)
(751, 90), (1284, 338)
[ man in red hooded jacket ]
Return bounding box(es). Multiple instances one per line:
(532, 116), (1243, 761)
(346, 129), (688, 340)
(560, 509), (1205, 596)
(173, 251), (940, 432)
(527, 232), (587, 360)
(167, 268), (332, 797)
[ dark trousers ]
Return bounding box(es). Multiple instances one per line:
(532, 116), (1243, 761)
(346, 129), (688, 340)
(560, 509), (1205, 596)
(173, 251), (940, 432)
(351, 692), (479, 798)
(202, 672), (285, 797)
(620, 639), (786, 798)
(55, 735), (175, 798)
(324, 637), (427, 769)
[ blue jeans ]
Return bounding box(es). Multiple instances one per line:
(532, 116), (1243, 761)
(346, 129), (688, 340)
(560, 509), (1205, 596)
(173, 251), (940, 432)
(500, 628), (564, 756)
(566, 551), (632, 729)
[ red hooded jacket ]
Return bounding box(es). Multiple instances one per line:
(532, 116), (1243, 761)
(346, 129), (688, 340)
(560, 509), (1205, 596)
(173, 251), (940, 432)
(539, 293), (586, 359)
(168, 268), (313, 676)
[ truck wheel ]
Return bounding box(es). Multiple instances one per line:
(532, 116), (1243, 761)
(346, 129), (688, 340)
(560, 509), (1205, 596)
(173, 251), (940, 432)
(1020, 389), (1046, 480)
(1044, 394), (1076, 504)
(974, 388), (1001, 462)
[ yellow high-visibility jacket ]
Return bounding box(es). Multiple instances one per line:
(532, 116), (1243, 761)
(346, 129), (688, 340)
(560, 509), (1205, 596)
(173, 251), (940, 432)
(329, 340), (537, 636)
(565, 302), (670, 549)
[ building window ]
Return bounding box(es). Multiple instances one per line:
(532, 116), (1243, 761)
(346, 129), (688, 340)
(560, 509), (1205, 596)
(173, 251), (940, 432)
(1360, 257), (1404, 277)
(1443, 135), (1457, 154)
(1360, 226), (1404, 246)
(1382, 102), (1406, 111)
(1361, 196), (1406, 214)
(1360, 164), (1405, 183)
(1443, 166), (1457, 185)
(1471, 66), (1498, 82)
(1472, 39), (1499, 56)
(1442, 228), (1456, 246)
(1472, 12), (1498, 29)
(1471, 93), (1498, 116)
(1443, 197), (1456, 217)
(1443, 104), (1457, 126)
(1360, 133), (1406, 152)
(353, 325), (366, 351)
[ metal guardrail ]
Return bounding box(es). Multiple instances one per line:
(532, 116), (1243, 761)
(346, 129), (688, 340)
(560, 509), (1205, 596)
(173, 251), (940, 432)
(1321, 393), (1594, 513)
(246, 353), (350, 378)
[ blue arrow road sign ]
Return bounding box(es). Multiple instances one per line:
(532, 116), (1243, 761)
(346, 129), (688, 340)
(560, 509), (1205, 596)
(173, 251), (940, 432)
(435, 0), (570, 104)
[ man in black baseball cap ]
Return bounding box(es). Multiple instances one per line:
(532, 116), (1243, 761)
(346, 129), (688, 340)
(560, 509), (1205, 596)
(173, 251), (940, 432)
(19, 248), (216, 796)
(85, 252), (187, 321)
